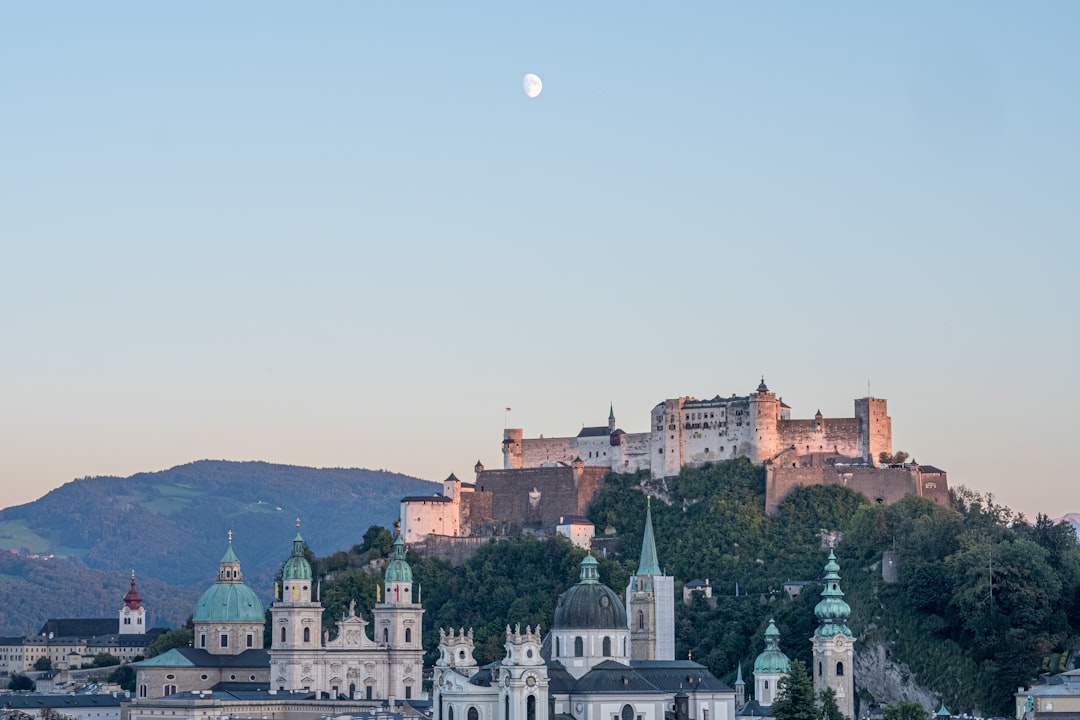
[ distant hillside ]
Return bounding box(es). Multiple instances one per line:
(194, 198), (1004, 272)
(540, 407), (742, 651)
(0, 460), (436, 634)
(1056, 512), (1080, 536)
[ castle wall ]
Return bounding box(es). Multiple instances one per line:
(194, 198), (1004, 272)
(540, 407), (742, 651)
(778, 418), (861, 456)
(479, 466), (608, 528)
(856, 397), (892, 463)
(517, 435), (614, 469)
(765, 463), (949, 515)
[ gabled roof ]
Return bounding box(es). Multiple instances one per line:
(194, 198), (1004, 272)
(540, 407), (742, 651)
(38, 618), (117, 637)
(576, 426), (610, 438)
(572, 660), (661, 694)
(401, 494), (454, 503)
(630, 660), (731, 692)
(136, 647), (270, 668)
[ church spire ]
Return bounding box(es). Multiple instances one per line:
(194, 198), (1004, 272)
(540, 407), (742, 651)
(636, 496), (662, 576)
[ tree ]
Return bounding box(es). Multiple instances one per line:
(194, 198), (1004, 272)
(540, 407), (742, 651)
(819, 687), (846, 720)
(90, 652), (121, 668)
(108, 665), (136, 692)
(147, 625), (194, 658)
(33, 656), (53, 671)
(361, 525), (393, 556)
(883, 700), (926, 720)
(8, 673), (34, 691)
(772, 661), (818, 720)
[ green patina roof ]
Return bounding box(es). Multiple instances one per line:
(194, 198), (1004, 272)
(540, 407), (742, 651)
(193, 540), (264, 623)
(735, 663), (745, 686)
(753, 619), (791, 674)
(282, 527), (312, 581)
(814, 552), (853, 638)
(136, 648), (197, 667)
(384, 533), (413, 583)
(635, 497), (662, 577)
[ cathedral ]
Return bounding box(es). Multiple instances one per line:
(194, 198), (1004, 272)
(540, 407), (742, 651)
(433, 501), (735, 720)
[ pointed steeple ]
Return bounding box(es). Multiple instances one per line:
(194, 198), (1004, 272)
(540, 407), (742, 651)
(734, 662), (744, 686)
(814, 552), (852, 638)
(636, 496), (662, 576)
(608, 403), (616, 433)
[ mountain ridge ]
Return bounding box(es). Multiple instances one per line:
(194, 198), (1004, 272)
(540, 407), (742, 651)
(0, 459), (436, 633)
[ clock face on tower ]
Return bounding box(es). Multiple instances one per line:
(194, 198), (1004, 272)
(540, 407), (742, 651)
(834, 636), (844, 649)
(526, 676), (536, 687)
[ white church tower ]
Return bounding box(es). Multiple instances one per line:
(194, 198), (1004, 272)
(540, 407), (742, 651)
(119, 571), (146, 635)
(372, 532), (425, 700)
(270, 521), (325, 691)
(753, 619), (790, 707)
(626, 497), (674, 660)
(812, 552), (855, 720)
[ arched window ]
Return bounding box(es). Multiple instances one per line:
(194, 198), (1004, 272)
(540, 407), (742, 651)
(527, 696), (536, 720)
(383, 628), (389, 643)
(836, 661), (844, 676)
(469, 707), (479, 720)
(621, 705), (634, 720)
(818, 661), (823, 676)
(349, 683), (356, 699)
(603, 637), (612, 656)
(303, 627), (311, 642)
(504, 696), (509, 720)
(163, 684), (177, 696)
(406, 628), (413, 643)
(280, 627), (286, 643)
(555, 637), (561, 656)
(574, 637), (584, 657)
(764, 680), (769, 689)
(139, 685), (147, 698)
(637, 611), (644, 630)
(449, 706), (455, 720)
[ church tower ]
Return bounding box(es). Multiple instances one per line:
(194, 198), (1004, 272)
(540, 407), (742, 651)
(626, 497), (675, 661)
(753, 619), (790, 706)
(119, 571), (146, 635)
(371, 531), (425, 700)
(500, 624), (549, 720)
(812, 552), (855, 720)
(270, 521), (325, 691)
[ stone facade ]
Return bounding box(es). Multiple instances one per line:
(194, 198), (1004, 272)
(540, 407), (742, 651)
(503, 380), (893, 478)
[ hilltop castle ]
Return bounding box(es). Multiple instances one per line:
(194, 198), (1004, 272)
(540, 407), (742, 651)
(503, 379), (891, 476)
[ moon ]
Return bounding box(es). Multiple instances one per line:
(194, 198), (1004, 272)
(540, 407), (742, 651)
(523, 73), (543, 98)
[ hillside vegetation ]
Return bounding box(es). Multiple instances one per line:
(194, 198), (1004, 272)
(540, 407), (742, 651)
(303, 460), (1078, 717)
(0, 460), (434, 633)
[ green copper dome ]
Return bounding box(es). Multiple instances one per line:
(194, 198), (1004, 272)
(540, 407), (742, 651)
(753, 619), (791, 674)
(282, 527), (312, 581)
(814, 552), (853, 638)
(193, 538), (264, 623)
(553, 555), (627, 630)
(384, 533), (413, 583)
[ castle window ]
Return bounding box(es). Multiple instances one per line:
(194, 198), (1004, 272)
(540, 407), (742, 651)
(603, 637), (612, 656)
(836, 662), (844, 676)
(574, 637), (584, 657)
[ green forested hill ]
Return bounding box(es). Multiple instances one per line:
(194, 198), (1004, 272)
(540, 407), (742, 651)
(0, 460), (435, 633)
(303, 461), (1079, 717)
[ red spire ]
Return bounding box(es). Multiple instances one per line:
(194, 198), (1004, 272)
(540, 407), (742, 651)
(123, 570), (142, 610)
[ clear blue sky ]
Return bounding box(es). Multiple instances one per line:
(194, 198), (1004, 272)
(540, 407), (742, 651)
(1, 3), (1077, 520)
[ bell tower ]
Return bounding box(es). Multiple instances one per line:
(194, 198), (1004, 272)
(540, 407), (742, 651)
(812, 552), (855, 720)
(626, 497), (674, 660)
(118, 570), (146, 635)
(500, 624), (549, 720)
(372, 531), (425, 700)
(270, 520), (324, 691)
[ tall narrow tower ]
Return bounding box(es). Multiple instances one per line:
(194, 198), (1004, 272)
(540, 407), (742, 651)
(372, 532), (425, 700)
(119, 571), (146, 635)
(753, 619), (790, 706)
(812, 552), (855, 720)
(270, 521), (325, 691)
(626, 497), (675, 660)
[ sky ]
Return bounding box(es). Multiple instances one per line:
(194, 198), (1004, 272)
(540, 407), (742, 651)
(1, 3), (1077, 521)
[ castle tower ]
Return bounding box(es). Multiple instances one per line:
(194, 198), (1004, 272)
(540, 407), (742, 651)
(192, 532), (265, 655)
(750, 378), (780, 463)
(812, 552), (855, 720)
(855, 397), (892, 465)
(500, 624), (549, 720)
(753, 619), (790, 706)
(626, 497), (675, 660)
(474, 459), (484, 481)
(372, 532), (425, 700)
(270, 520), (325, 691)
(503, 428), (524, 469)
(119, 570), (146, 635)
